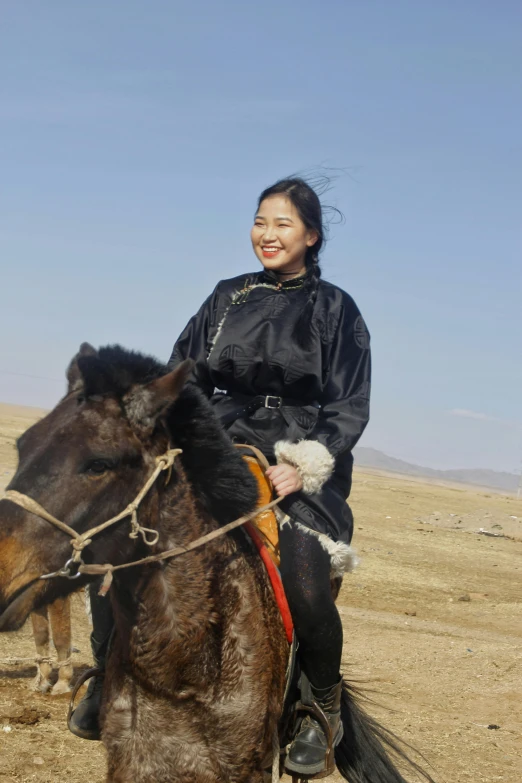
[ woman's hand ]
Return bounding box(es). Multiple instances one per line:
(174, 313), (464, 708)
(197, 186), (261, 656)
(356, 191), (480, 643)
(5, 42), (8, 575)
(265, 464), (303, 497)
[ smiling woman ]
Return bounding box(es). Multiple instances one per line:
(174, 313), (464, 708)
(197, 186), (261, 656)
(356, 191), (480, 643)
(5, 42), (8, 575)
(71, 176), (374, 780)
(167, 176), (373, 777)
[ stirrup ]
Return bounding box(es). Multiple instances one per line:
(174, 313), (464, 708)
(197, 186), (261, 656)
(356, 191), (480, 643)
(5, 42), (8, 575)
(67, 666), (103, 732)
(285, 700), (336, 779)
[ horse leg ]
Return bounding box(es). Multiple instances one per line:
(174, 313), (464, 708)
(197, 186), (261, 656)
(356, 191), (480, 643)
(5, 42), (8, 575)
(49, 596), (73, 695)
(31, 607), (53, 693)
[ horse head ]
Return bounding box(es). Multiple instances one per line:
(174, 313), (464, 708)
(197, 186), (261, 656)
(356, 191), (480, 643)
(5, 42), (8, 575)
(0, 343), (219, 631)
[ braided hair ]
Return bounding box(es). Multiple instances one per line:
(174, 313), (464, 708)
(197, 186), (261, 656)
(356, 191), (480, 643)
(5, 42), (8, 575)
(256, 177), (328, 346)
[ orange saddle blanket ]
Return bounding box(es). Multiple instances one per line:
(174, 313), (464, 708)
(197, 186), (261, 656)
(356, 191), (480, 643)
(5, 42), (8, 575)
(238, 446), (293, 645)
(239, 446), (280, 566)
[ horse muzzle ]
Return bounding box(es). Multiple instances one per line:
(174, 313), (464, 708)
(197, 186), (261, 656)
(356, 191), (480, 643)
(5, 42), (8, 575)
(0, 578), (42, 631)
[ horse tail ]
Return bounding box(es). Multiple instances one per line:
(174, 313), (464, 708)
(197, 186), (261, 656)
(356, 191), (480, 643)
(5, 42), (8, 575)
(335, 679), (437, 783)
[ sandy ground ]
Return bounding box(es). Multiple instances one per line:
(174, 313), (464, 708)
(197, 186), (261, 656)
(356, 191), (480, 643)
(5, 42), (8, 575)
(0, 405), (520, 783)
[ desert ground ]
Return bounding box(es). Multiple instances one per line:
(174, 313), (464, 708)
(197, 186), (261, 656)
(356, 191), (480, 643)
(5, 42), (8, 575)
(0, 403), (520, 783)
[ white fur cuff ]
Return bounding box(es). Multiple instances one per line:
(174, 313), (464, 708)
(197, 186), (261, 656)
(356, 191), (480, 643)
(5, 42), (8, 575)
(274, 439), (335, 495)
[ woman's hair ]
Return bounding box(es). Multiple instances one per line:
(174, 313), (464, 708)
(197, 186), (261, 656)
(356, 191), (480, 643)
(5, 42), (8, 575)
(256, 177), (324, 275)
(256, 175), (343, 346)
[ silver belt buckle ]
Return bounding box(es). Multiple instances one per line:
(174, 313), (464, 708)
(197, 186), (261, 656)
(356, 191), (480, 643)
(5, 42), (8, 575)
(264, 395), (282, 409)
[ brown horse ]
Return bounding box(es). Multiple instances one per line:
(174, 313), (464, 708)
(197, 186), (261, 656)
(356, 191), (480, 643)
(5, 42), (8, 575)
(31, 596), (73, 694)
(0, 344), (432, 783)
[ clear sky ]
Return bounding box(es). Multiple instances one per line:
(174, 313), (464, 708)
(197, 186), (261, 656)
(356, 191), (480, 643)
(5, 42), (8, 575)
(1, 1), (520, 473)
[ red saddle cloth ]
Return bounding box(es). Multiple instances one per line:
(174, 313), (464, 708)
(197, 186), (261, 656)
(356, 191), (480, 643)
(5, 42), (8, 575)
(244, 521), (293, 645)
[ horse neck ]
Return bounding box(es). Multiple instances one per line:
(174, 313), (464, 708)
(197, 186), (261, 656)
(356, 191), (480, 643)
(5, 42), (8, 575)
(109, 476), (232, 693)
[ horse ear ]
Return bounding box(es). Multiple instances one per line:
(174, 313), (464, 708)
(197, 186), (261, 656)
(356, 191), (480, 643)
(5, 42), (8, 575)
(67, 343), (98, 392)
(125, 359), (194, 434)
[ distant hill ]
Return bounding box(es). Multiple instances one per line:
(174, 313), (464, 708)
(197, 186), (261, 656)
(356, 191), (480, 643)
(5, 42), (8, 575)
(354, 446), (520, 493)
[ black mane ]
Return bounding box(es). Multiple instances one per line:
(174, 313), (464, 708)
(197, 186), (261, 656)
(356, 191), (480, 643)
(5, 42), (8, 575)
(94, 345), (168, 396)
(86, 345), (259, 524)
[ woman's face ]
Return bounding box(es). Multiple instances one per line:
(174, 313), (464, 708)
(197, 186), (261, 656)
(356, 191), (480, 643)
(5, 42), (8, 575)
(251, 195), (318, 277)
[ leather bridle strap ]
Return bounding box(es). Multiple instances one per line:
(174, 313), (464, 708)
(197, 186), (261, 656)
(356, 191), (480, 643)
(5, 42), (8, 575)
(81, 495), (283, 595)
(3, 449), (183, 573)
(2, 447), (282, 596)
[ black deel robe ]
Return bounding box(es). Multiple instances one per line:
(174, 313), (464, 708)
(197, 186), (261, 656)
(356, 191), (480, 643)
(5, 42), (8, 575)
(168, 269), (371, 548)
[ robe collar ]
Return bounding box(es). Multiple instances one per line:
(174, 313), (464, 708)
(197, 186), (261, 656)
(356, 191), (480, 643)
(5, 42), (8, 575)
(257, 266), (312, 289)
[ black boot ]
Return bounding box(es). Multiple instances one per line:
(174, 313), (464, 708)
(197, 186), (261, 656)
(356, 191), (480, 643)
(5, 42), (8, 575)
(285, 673), (344, 777)
(68, 581), (114, 741)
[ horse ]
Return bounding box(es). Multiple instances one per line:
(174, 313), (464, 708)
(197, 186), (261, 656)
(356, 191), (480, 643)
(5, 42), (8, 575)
(0, 344), (432, 783)
(0, 598), (73, 691)
(0, 406), (74, 694)
(31, 595), (73, 694)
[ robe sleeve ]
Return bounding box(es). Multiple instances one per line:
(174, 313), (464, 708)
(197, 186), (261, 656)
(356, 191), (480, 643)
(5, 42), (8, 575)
(274, 294), (371, 492)
(166, 286), (220, 398)
(311, 295), (371, 459)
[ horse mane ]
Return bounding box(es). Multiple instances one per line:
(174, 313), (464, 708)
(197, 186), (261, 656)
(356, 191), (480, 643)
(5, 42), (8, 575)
(81, 345), (259, 524)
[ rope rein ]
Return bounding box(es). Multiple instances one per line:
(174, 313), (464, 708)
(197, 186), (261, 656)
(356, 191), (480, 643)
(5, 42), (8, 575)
(2, 448), (282, 596)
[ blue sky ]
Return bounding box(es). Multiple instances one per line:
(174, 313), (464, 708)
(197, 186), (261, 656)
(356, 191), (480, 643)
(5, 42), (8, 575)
(1, 1), (520, 473)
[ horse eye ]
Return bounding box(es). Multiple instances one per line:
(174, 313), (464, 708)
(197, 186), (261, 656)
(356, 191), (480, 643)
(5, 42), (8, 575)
(85, 459), (113, 476)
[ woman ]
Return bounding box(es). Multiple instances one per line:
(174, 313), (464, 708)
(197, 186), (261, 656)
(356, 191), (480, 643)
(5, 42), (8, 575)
(168, 177), (371, 777)
(71, 177), (371, 779)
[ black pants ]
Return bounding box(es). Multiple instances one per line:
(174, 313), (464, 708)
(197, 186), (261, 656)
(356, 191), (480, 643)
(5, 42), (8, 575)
(279, 522), (343, 690)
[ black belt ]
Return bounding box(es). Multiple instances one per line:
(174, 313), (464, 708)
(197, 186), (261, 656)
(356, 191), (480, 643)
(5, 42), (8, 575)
(218, 394), (309, 427)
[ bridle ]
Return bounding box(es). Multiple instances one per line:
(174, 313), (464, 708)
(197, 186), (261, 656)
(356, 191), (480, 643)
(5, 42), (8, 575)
(2, 448), (282, 596)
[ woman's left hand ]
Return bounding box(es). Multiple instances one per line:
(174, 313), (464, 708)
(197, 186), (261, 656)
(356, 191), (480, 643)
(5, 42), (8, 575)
(265, 464), (303, 497)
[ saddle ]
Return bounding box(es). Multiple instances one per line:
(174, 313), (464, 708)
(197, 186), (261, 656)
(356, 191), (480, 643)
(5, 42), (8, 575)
(238, 444), (281, 567)
(236, 445), (293, 646)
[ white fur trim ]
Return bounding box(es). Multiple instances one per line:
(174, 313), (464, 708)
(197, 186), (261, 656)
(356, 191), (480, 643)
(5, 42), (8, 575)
(275, 509), (292, 529)
(274, 510), (358, 577)
(274, 439), (335, 495)
(295, 522), (359, 578)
